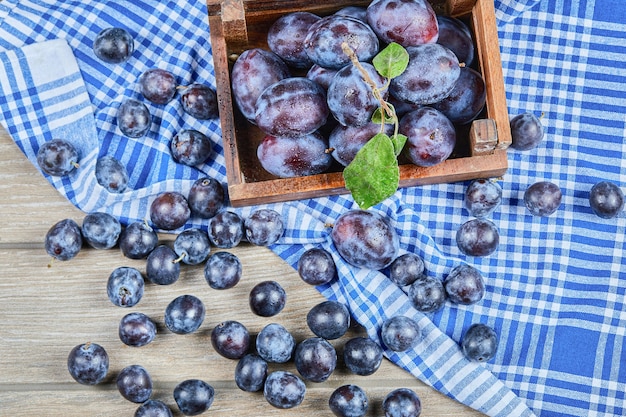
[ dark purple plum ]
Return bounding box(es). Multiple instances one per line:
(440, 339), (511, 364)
(329, 122), (393, 166)
(304, 15), (379, 69)
(297, 247), (337, 286)
(211, 320), (250, 359)
(524, 181), (562, 217)
(456, 218), (499, 257)
(388, 253), (425, 287)
(119, 312), (157, 347)
(381, 316), (421, 352)
(117, 364), (152, 403)
(444, 264), (485, 305)
(589, 181), (624, 219)
(67, 342), (109, 385)
(267, 11), (321, 68)
(170, 129), (212, 167)
(343, 336), (383, 376)
(37, 139), (79, 177)
(306, 300), (350, 340)
(45, 218), (82, 261)
(464, 178), (502, 218)
(366, 0), (438, 47)
(329, 384), (369, 417)
(510, 112), (544, 151)
(244, 208), (284, 246)
(408, 275), (446, 313)
(256, 322), (295, 363)
(235, 354), (268, 392)
(330, 209), (399, 270)
(119, 220), (158, 259)
(82, 212), (121, 250)
(257, 132), (332, 178)
(164, 294), (205, 335)
(327, 62), (386, 128)
(263, 371), (306, 409)
(400, 107), (456, 167)
(306, 64), (339, 90)
(204, 251), (242, 290)
(461, 323), (498, 363)
(139, 68), (177, 104)
(150, 191), (191, 231)
(117, 98), (151, 138)
(187, 177), (225, 219)
(146, 244), (180, 285)
(231, 48), (290, 122)
(294, 337), (337, 382)
(390, 44), (460, 105)
(134, 399), (173, 417)
(432, 66), (486, 125)
(180, 83), (218, 120)
(95, 155), (129, 193)
(208, 210), (244, 248)
(436, 15), (474, 66)
(93, 27), (134, 64)
(382, 388), (422, 417)
(173, 379), (214, 416)
(255, 77), (329, 138)
(249, 280), (286, 317)
(107, 266), (144, 308)
(174, 228), (211, 265)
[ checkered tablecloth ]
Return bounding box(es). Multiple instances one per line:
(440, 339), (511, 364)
(1, 1), (625, 416)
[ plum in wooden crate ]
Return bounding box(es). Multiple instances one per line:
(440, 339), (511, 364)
(207, 0), (511, 207)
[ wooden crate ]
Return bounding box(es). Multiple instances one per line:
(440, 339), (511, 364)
(207, 0), (511, 207)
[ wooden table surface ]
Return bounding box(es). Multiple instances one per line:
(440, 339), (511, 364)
(0, 126), (488, 416)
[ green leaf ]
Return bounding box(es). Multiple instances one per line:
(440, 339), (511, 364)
(372, 42), (409, 79)
(390, 133), (407, 156)
(371, 103), (398, 125)
(343, 133), (400, 209)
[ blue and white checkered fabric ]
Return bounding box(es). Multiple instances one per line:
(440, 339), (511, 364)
(1, 1), (624, 416)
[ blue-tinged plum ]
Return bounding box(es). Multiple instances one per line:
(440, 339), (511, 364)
(255, 77), (329, 138)
(37, 139), (79, 177)
(235, 354), (268, 392)
(381, 316), (421, 352)
(117, 99), (151, 138)
(119, 221), (158, 260)
(461, 323), (498, 363)
(211, 320), (250, 359)
(267, 12), (321, 68)
(164, 294), (205, 335)
(589, 181), (624, 219)
(388, 253), (425, 287)
(437, 15), (474, 66)
(366, 0), (438, 47)
(67, 342), (109, 385)
(264, 371), (306, 409)
(456, 218), (499, 257)
(306, 300), (350, 340)
(343, 336), (383, 376)
(329, 384), (369, 417)
(150, 191), (191, 231)
(45, 218), (82, 261)
(107, 266), (144, 308)
(464, 179), (502, 218)
(208, 210), (244, 248)
(187, 177), (225, 219)
(119, 312), (157, 347)
(408, 276), (446, 313)
(82, 212), (121, 250)
(180, 83), (218, 120)
(524, 181), (562, 217)
(96, 155), (129, 193)
(231, 48), (290, 123)
(297, 247), (337, 286)
(244, 208), (284, 247)
(256, 322), (295, 363)
(304, 15), (379, 70)
(173, 379), (214, 416)
(294, 337), (337, 382)
(204, 251), (242, 290)
(134, 399), (173, 417)
(146, 244), (180, 285)
(330, 209), (399, 270)
(249, 280), (286, 317)
(444, 264), (485, 305)
(382, 388), (422, 417)
(327, 62), (386, 128)
(390, 44), (460, 105)
(400, 107), (456, 167)
(117, 364), (153, 403)
(174, 228), (211, 265)
(306, 64), (339, 90)
(432, 66), (486, 125)
(93, 27), (134, 64)
(257, 132), (332, 178)
(170, 129), (212, 167)
(510, 112), (544, 151)
(139, 68), (177, 105)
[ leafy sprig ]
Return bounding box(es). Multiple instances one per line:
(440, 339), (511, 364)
(341, 42), (409, 209)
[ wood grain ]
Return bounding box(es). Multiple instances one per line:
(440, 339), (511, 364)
(0, 124), (488, 416)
